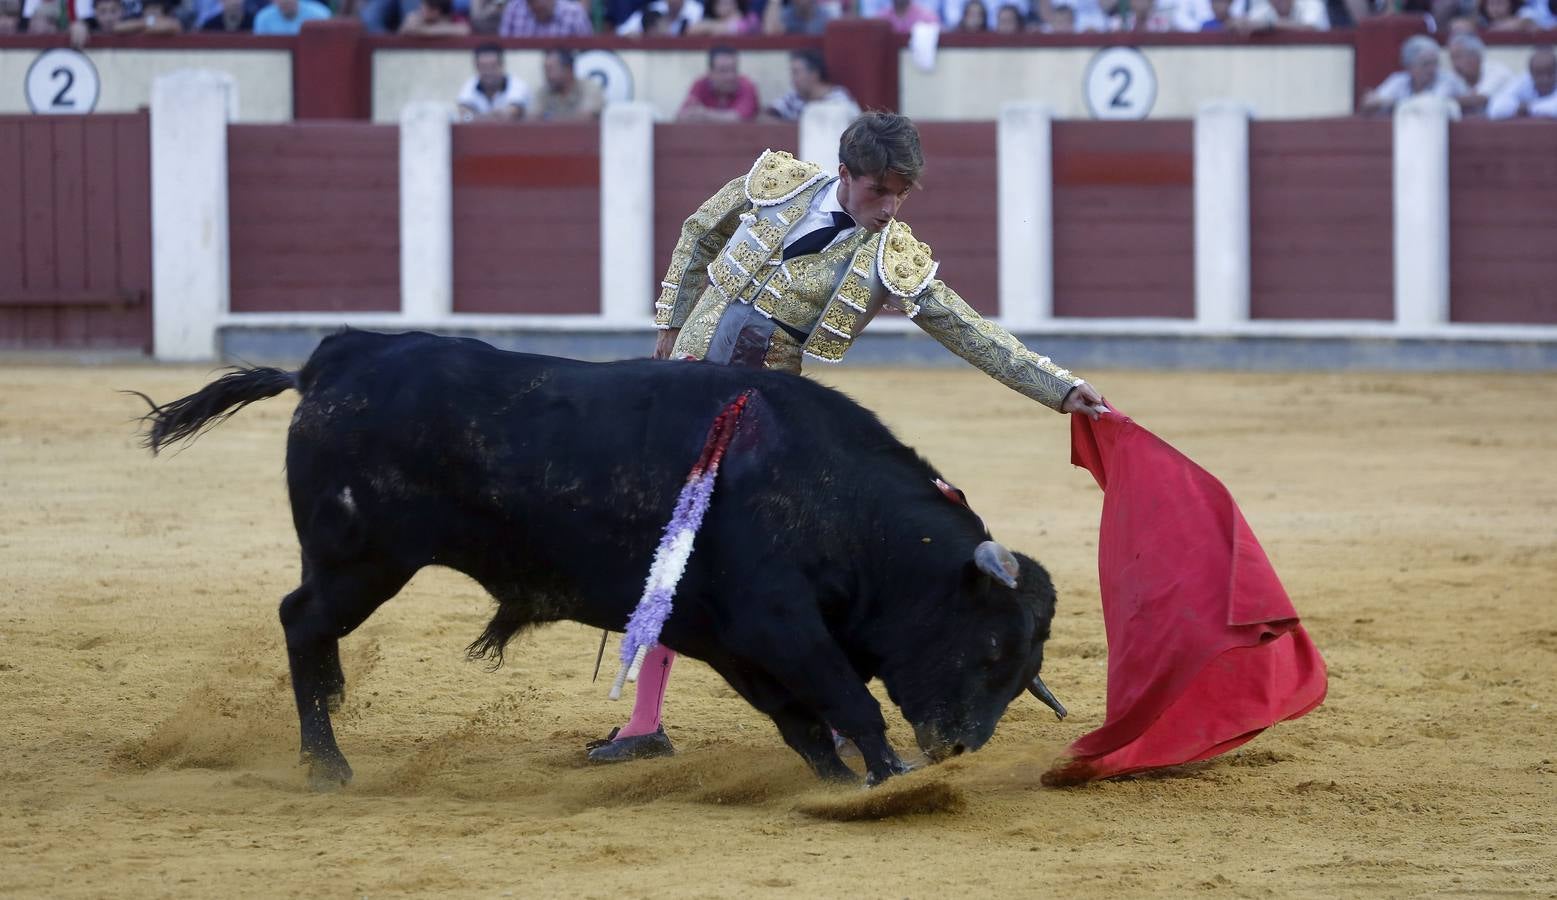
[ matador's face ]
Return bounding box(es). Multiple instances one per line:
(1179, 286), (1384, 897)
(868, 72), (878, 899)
(835, 166), (914, 233)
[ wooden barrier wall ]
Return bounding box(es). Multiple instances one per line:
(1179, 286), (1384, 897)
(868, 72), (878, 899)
(227, 123), (400, 313)
(1448, 122), (1557, 326)
(1249, 120), (1393, 320)
(451, 123), (600, 315)
(0, 113), (151, 351)
(910, 123), (999, 316)
(1051, 121), (1195, 318)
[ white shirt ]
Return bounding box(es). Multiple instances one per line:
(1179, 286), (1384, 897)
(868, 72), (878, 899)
(1244, 0), (1329, 29)
(781, 180), (859, 256)
(1367, 69), (1469, 107)
(1467, 58), (1516, 99)
(1486, 74), (1557, 119)
(615, 0), (703, 34)
(457, 74), (531, 117)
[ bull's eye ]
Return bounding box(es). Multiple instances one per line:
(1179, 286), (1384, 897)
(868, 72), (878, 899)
(987, 634), (1001, 658)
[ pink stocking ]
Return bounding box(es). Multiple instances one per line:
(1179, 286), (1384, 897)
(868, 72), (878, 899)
(617, 645), (675, 738)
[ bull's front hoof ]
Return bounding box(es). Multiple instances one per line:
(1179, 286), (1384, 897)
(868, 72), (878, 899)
(303, 752), (353, 792)
(585, 726), (675, 764)
(863, 758), (915, 788)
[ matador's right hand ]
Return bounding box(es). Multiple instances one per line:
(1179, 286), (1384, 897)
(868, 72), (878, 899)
(652, 328), (681, 361)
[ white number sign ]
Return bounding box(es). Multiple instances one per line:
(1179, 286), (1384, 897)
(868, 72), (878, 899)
(574, 49), (634, 104)
(1084, 47), (1156, 121)
(26, 48), (100, 115)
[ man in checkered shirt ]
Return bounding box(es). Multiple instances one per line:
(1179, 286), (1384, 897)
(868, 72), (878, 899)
(499, 0), (591, 36)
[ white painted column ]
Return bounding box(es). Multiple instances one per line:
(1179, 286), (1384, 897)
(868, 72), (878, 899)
(399, 101), (453, 322)
(599, 101), (655, 326)
(151, 69), (236, 362)
(799, 101), (853, 171)
(996, 102), (1053, 329)
(1194, 101), (1251, 331)
(1393, 95), (1452, 329)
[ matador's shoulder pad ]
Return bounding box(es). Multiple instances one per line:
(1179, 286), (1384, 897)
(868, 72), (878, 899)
(875, 220), (939, 298)
(744, 150), (828, 207)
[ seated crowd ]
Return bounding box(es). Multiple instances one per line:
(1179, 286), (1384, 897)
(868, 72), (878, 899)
(6, 0), (1554, 38)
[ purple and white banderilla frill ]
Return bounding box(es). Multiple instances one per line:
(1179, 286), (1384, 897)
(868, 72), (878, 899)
(608, 390), (754, 700)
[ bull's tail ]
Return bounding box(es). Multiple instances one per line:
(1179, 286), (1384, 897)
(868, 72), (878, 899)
(130, 366), (298, 455)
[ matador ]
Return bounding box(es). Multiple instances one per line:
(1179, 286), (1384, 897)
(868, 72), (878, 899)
(586, 111), (1108, 763)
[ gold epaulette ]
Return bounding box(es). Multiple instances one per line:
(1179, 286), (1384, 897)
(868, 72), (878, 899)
(875, 220), (939, 298)
(744, 150), (828, 207)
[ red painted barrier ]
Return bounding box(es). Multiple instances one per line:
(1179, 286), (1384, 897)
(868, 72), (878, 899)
(1449, 121), (1557, 325)
(0, 113), (151, 351)
(1249, 119), (1393, 321)
(227, 122), (400, 312)
(910, 122), (998, 316)
(451, 123), (600, 314)
(1051, 120), (1194, 319)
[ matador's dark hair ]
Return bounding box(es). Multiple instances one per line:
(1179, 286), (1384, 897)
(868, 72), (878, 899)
(838, 112), (925, 187)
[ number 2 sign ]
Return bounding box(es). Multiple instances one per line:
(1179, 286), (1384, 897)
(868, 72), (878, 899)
(25, 49), (101, 115)
(1084, 47), (1156, 121)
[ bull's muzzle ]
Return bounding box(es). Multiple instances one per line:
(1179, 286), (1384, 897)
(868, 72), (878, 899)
(1028, 676), (1068, 720)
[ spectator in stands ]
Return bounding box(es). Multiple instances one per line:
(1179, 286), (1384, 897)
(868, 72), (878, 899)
(254, 0), (329, 33)
(1361, 34), (1470, 115)
(1487, 46), (1557, 118)
(457, 44), (529, 120)
(0, 0), (19, 30)
(689, 0), (757, 32)
(765, 49), (859, 121)
(617, 0), (703, 33)
(677, 46), (760, 122)
(1448, 33), (1514, 114)
(994, 1), (1025, 26)
(955, 0), (989, 27)
(400, 0), (470, 32)
(1445, 11), (1479, 33)
(23, 0), (61, 29)
(1041, 0), (1076, 26)
(1199, 0), (1232, 27)
(1108, 0), (1174, 29)
(500, 0), (591, 35)
(533, 48), (605, 120)
(1234, 0), (1328, 31)
(761, 0), (833, 32)
(877, 0), (939, 32)
(92, 0), (178, 31)
(201, 0), (255, 29)
(1519, 0), (1554, 28)
(1478, 0), (1533, 30)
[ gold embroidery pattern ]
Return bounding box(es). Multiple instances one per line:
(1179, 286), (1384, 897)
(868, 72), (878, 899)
(876, 221), (939, 299)
(803, 332), (850, 363)
(672, 290), (729, 361)
(819, 302), (862, 338)
(729, 240), (769, 277)
(837, 276), (872, 313)
(656, 175), (750, 328)
(801, 238), (880, 363)
(911, 281), (1084, 411)
(708, 255), (747, 304)
(749, 216), (788, 254)
(744, 150), (828, 207)
(763, 328), (804, 372)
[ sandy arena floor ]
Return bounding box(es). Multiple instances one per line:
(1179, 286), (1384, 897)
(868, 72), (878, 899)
(0, 361), (1553, 898)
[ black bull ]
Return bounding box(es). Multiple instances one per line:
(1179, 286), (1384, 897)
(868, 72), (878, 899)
(137, 330), (1065, 789)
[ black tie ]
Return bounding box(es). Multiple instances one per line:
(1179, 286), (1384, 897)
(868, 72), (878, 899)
(783, 211), (855, 261)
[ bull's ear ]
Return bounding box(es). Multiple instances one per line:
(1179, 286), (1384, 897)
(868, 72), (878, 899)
(973, 541), (1019, 588)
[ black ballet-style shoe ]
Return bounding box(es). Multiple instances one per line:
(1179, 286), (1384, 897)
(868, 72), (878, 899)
(584, 726), (675, 763)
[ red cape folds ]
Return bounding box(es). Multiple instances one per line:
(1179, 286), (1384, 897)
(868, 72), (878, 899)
(1044, 409), (1327, 785)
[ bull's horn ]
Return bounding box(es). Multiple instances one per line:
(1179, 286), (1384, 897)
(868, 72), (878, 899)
(1028, 676), (1068, 720)
(974, 541), (1019, 588)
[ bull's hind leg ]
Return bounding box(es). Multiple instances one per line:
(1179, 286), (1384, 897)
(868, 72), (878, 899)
(279, 563), (412, 791)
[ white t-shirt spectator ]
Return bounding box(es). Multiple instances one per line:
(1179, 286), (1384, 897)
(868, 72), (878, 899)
(1467, 58), (1517, 102)
(457, 74), (530, 118)
(615, 0), (702, 34)
(1486, 74), (1557, 119)
(767, 85), (859, 122)
(1367, 70), (1470, 108)
(1244, 0), (1328, 28)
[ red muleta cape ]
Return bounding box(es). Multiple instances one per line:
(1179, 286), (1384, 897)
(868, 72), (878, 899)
(1044, 409), (1327, 785)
